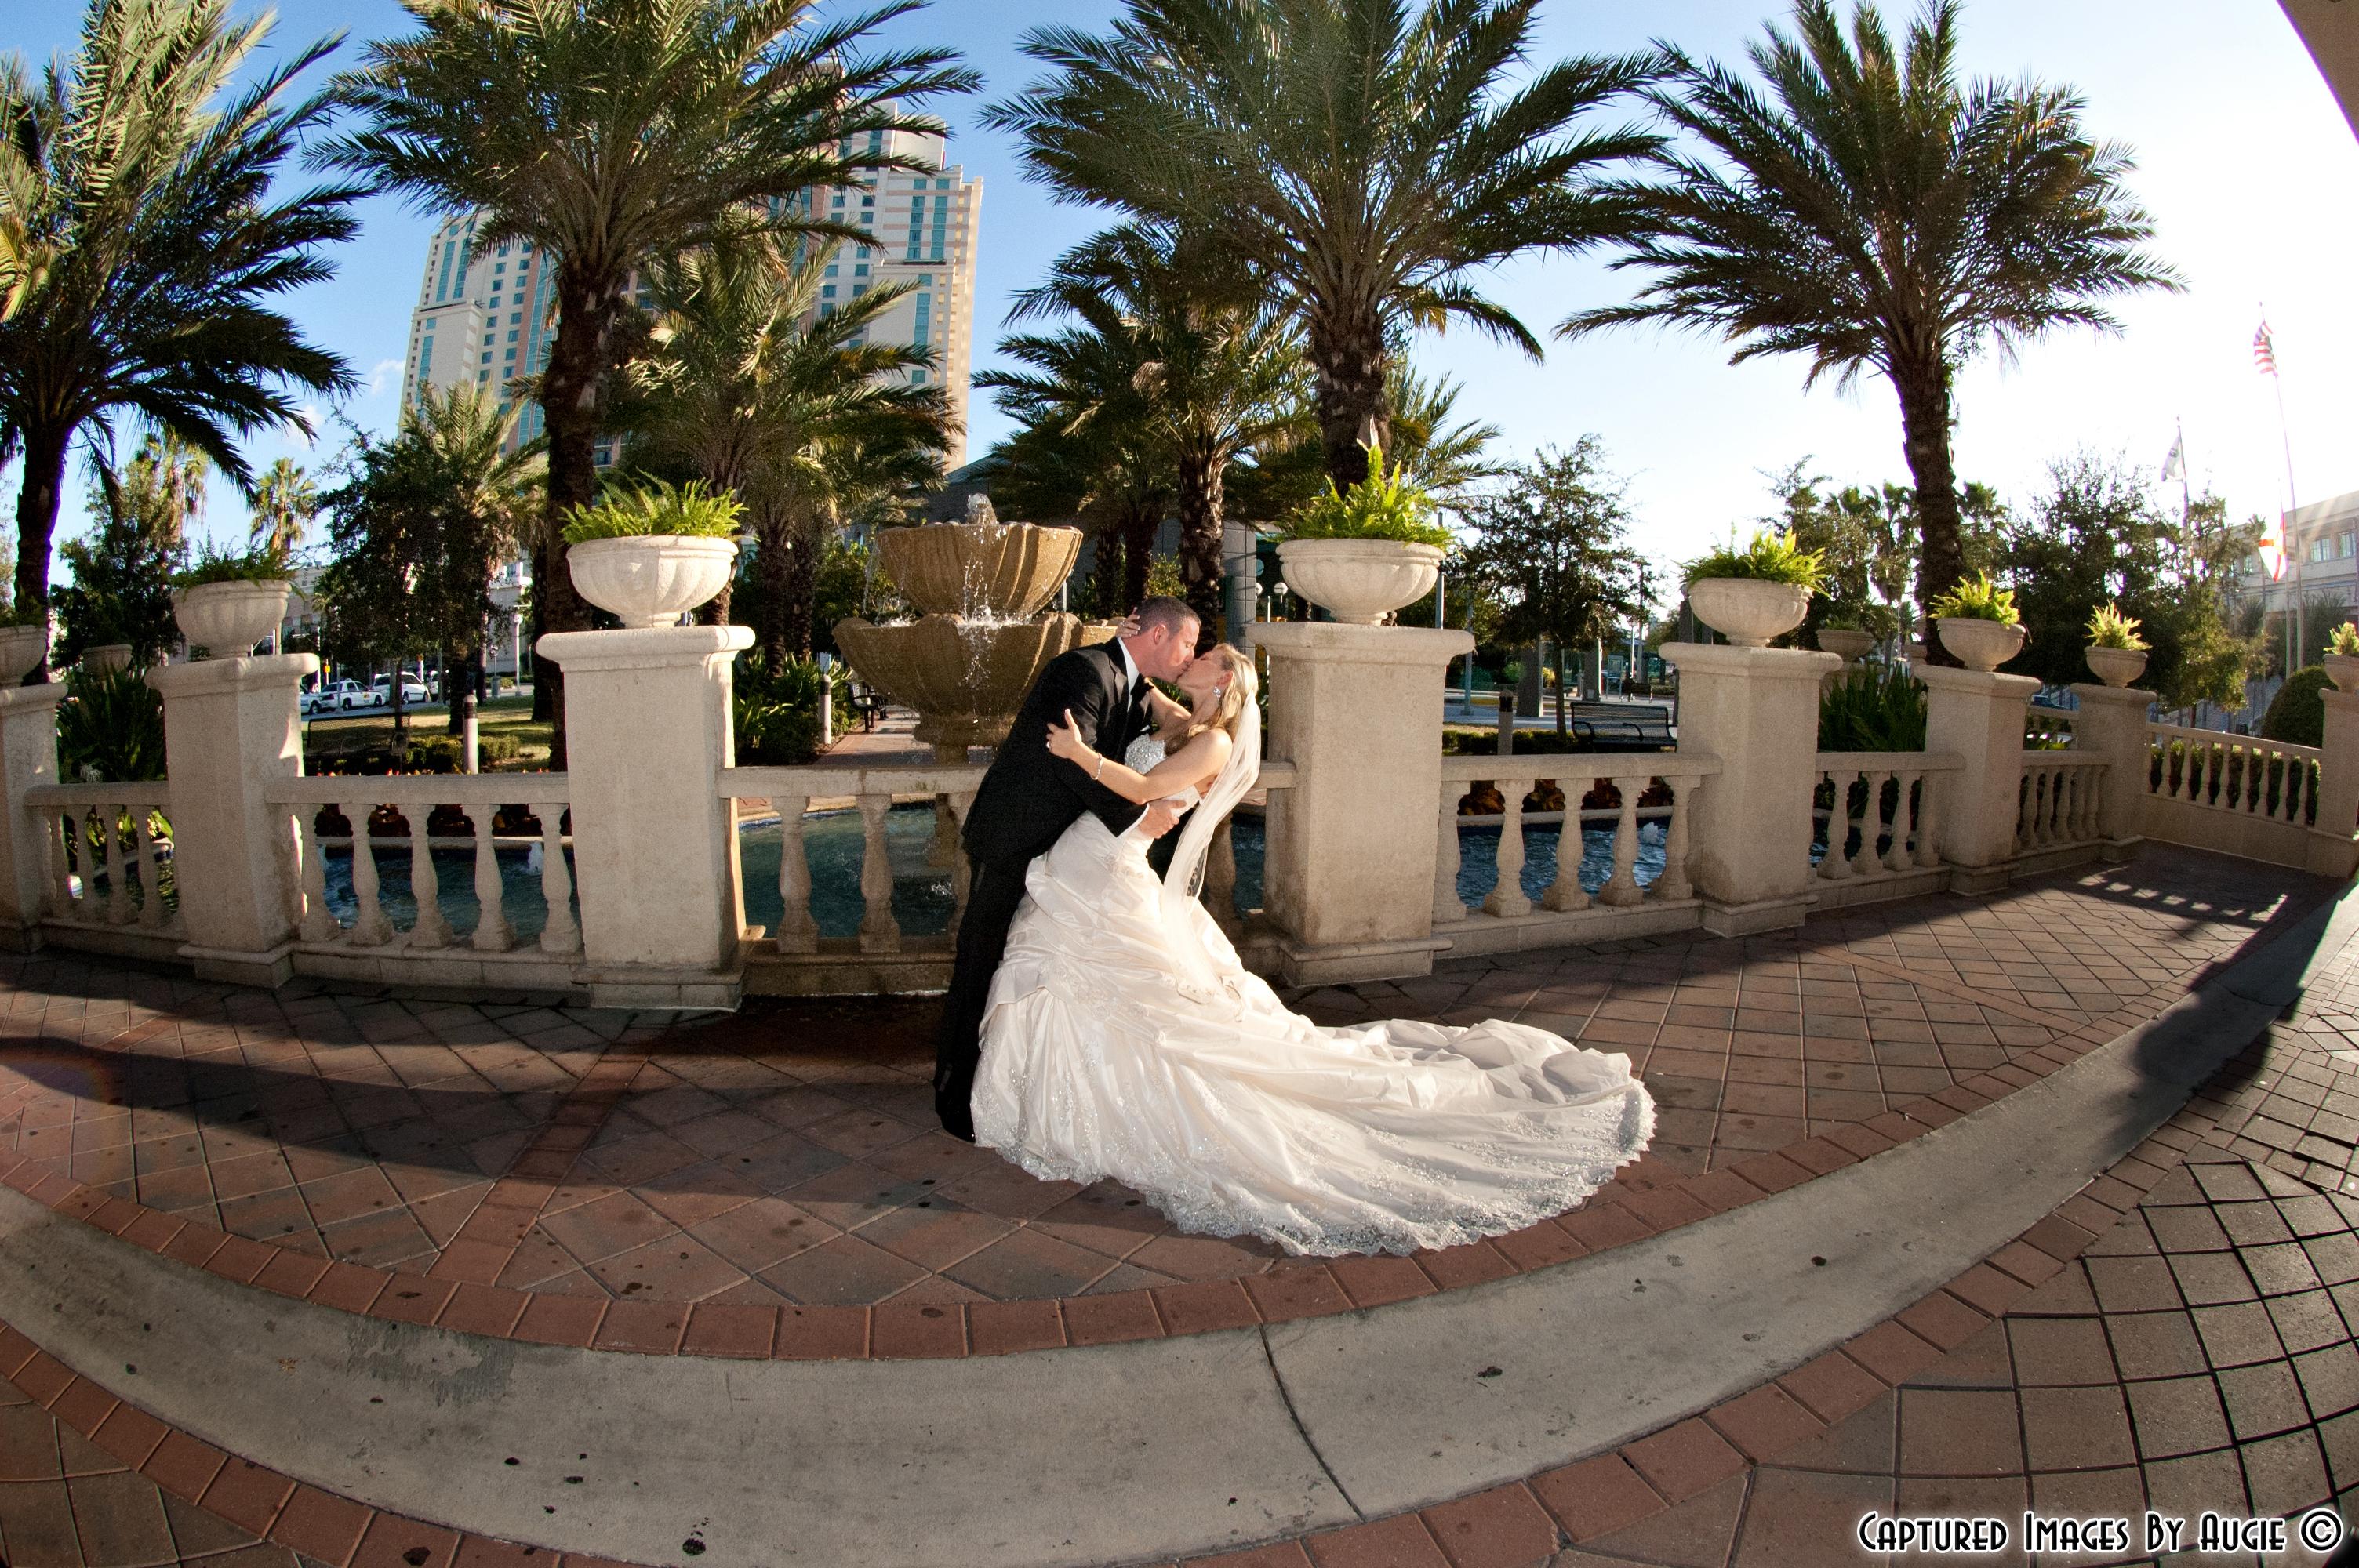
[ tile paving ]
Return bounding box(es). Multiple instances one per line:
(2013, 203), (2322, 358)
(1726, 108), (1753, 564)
(0, 847), (2334, 1323)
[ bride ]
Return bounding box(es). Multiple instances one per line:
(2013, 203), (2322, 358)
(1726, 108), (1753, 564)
(972, 644), (1656, 1258)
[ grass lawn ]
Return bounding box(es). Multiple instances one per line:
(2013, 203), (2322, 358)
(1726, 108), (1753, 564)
(301, 692), (557, 768)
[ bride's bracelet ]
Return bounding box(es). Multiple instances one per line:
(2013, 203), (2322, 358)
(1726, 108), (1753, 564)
(1090, 752), (1106, 779)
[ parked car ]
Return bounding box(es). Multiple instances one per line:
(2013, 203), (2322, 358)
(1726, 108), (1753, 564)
(302, 679), (370, 715)
(370, 675), (432, 706)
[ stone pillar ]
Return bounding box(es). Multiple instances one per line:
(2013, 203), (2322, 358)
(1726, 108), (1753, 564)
(536, 626), (752, 1008)
(2310, 688), (2359, 877)
(151, 653), (318, 986)
(1658, 643), (1839, 935)
(2066, 683), (2155, 854)
(1917, 666), (2039, 890)
(1257, 622), (1471, 985)
(0, 687), (67, 951)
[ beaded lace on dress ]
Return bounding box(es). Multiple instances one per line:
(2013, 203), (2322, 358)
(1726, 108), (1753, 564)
(972, 711), (1653, 1258)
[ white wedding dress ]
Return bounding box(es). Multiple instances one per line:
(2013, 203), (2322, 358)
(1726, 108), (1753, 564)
(973, 705), (1655, 1258)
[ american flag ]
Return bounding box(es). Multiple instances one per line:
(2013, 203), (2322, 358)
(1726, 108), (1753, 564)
(2255, 321), (2279, 377)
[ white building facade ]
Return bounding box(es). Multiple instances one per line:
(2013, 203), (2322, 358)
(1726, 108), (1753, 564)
(396, 125), (982, 463)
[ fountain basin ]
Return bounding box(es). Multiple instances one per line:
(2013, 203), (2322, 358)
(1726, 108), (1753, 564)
(834, 612), (1114, 759)
(880, 521), (1083, 620)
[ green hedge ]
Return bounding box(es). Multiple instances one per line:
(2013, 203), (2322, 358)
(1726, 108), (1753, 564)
(2260, 666), (2329, 749)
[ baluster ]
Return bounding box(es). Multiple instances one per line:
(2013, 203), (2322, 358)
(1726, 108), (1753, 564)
(1914, 771), (1943, 868)
(2013, 774), (2033, 854)
(1542, 775), (1590, 913)
(1434, 781), (1467, 924)
(535, 800), (579, 955)
(1820, 771), (1855, 881)
(2083, 768), (2103, 840)
(471, 808), (514, 952)
(407, 808), (451, 948)
(2288, 758), (2310, 825)
(296, 808), (336, 942)
(84, 807), (113, 920)
(1483, 781), (1532, 917)
(1885, 769), (1919, 873)
(1656, 776), (1694, 902)
(772, 794), (818, 953)
(133, 808), (167, 928)
(947, 791), (978, 936)
(1600, 775), (1645, 907)
(1852, 770), (1887, 877)
(104, 804), (134, 925)
(343, 802), (392, 946)
(856, 791), (900, 953)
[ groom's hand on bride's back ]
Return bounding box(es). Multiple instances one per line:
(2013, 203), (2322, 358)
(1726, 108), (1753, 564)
(1140, 800), (1183, 839)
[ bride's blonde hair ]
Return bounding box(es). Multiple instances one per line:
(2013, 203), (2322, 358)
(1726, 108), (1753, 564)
(1182, 644), (1259, 743)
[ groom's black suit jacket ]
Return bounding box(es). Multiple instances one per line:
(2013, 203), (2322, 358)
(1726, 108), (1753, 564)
(963, 641), (1149, 866)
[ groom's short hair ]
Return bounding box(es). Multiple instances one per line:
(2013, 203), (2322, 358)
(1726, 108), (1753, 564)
(1135, 597), (1197, 637)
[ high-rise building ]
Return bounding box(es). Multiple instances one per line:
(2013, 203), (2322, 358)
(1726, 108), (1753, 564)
(397, 124), (982, 464)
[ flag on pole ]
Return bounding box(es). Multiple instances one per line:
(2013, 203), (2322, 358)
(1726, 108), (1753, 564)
(2161, 430), (2185, 483)
(2255, 320), (2279, 377)
(2257, 524), (2286, 581)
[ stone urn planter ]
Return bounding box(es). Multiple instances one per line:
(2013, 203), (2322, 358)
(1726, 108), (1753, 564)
(1936, 616), (2027, 673)
(1275, 539), (1444, 626)
(1688, 579), (1809, 648)
(79, 644), (133, 675)
(1817, 628), (1876, 663)
(176, 579), (291, 659)
(2085, 644), (2150, 688)
(2325, 653), (2359, 692)
(0, 625), (48, 684)
(566, 536), (739, 629)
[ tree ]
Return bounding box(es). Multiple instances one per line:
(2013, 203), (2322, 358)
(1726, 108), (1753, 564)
(0, 0), (358, 626)
(51, 430), (196, 667)
(1460, 438), (1641, 732)
(994, 224), (1306, 641)
(988, 0), (1657, 495)
(247, 456), (318, 558)
(2000, 453), (2254, 710)
(1561, 0), (2178, 662)
(317, 388), (543, 740)
(327, 0), (976, 750)
(627, 234), (951, 652)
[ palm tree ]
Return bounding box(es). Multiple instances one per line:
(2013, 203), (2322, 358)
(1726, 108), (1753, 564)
(248, 456), (318, 558)
(987, 393), (1172, 618)
(992, 225), (1305, 640)
(987, 0), (1656, 495)
(629, 239), (953, 661)
(1560, 0), (2179, 655)
(0, 0), (358, 624)
(327, 0), (975, 746)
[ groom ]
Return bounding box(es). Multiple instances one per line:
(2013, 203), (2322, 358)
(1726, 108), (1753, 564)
(933, 597), (1201, 1139)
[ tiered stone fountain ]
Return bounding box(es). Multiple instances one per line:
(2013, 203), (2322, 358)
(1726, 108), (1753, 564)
(834, 497), (1114, 764)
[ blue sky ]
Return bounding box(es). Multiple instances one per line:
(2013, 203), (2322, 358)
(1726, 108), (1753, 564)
(8, 0), (2357, 583)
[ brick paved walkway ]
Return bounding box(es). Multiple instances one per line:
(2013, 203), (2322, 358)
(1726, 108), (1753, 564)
(0, 844), (2352, 1567)
(0, 846), (2327, 1324)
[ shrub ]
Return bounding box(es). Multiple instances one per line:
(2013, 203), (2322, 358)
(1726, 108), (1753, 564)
(2260, 666), (2330, 749)
(1930, 572), (2019, 625)
(1278, 444), (1452, 549)
(734, 653), (851, 765)
(56, 665), (166, 782)
(173, 542), (293, 589)
(1684, 528), (1824, 590)
(561, 477), (743, 543)
(1819, 665), (1928, 753)
(2087, 603), (2147, 650)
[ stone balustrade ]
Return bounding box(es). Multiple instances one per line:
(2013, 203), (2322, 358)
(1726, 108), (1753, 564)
(263, 775), (580, 993)
(1811, 752), (1960, 902)
(1429, 754), (1718, 955)
(0, 625), (2350, 1008)
(23, 782), (181, 953)
(2016, 753), (2110, 852)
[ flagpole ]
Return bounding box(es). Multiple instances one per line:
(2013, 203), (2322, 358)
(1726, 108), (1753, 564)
(2259, 310), (2303, 671)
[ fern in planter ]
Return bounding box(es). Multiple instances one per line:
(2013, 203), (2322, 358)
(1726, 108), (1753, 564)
(56, 665), (166, 783)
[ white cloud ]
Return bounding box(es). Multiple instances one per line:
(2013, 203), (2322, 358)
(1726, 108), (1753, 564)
(285, 405), (321, 449)
(365, 358), (403, 397)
